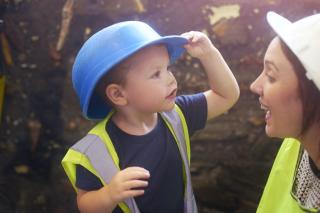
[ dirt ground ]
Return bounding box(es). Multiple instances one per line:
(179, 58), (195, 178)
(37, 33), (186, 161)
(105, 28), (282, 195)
(0, 0), (319, 212)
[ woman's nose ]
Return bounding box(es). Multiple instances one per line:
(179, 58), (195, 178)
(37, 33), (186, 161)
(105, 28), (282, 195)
(250, 74), (263, 96)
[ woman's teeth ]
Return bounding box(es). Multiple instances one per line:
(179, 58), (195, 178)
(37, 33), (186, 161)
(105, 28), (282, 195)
(260, 104), (268, 111)
(265, 110), (271, 120)
(260, 103), (271, 121)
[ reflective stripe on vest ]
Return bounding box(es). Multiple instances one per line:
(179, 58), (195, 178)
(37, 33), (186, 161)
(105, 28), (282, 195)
(62, 104), (197, 213)
(162, 106), (197, 213)
(71, 134), (140, 212)
(257, 138), (318, 213)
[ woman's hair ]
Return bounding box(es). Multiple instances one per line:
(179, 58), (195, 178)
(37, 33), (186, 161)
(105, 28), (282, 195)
(280, 39), (320, 134)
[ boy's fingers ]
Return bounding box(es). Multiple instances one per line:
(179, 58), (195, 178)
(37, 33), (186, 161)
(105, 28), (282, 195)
(122, 167), (149, 175)
(181, 31), (194, 40)
(122, 169), (150, 181)
(124, 166), (149, 173)
(123, 189), (145, 198)
(124, 180), (148, 190)
(184, 44), (191, 49)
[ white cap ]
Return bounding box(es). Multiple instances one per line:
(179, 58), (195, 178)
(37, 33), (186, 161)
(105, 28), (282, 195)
(267, 11), (320, 91)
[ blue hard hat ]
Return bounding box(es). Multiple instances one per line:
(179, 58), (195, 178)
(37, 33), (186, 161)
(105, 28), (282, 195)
(72, 21), (188, 120)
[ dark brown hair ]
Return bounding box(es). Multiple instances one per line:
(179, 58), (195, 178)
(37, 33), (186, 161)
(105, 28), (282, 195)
(280, 39), (320, 134)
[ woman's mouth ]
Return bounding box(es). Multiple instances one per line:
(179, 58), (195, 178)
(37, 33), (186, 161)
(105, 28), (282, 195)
(265, 110), (271, 122)
(259, 98), (271, 123)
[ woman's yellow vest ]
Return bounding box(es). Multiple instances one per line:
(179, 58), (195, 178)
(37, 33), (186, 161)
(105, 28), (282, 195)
(257, 138), (319, 213)
(61, 105), (197, 213)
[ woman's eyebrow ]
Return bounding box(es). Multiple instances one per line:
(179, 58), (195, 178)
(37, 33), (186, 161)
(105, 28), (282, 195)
(265, 60), (279, 72)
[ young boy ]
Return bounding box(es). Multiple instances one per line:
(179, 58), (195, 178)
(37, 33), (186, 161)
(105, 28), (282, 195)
(62, 21), (239, 213)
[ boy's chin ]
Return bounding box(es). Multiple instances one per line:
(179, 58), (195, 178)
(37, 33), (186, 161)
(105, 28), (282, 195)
(161, 104), (175, 112)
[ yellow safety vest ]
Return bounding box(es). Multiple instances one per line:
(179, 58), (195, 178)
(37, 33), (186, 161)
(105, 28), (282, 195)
(257, 138), (319, 213)
(62, 105), (197, 213)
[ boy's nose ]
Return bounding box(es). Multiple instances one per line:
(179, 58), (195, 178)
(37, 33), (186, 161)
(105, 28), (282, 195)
(167, 71), (176, 86)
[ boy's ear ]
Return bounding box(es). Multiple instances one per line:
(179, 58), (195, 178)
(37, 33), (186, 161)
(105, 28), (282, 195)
(105, 84), (127, 106)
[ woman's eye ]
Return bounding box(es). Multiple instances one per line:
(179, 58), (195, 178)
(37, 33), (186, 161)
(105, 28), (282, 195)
(266, 72), (275, 83)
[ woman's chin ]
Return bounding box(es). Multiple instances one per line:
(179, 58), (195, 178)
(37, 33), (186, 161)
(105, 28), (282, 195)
(265, 125), (286, 139)
(265, 125), (277, 138)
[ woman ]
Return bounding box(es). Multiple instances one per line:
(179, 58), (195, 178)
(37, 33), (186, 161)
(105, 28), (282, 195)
(250, 12), (320, 212)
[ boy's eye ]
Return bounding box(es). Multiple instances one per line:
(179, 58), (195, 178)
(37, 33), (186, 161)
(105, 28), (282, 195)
(151, 70), (161, 78)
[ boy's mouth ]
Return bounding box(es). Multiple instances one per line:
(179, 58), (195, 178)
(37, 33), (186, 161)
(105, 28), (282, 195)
(166, 88), (177, 99)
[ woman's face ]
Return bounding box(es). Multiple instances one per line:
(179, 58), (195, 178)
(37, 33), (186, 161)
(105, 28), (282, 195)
(250, 37), (303, 138)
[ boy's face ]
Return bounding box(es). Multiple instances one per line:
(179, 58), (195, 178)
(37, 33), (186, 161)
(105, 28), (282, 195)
(122, 45), (177, 113)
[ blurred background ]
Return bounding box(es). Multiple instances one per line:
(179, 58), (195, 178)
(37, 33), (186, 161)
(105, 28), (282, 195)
(0, 0), (319, 212)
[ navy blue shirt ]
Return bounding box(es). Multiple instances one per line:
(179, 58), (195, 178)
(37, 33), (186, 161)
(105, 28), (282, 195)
(76, 93), (207, 213)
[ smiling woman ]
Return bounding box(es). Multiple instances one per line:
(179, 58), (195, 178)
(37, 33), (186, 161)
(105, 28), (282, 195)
(251, 12), (320, 212)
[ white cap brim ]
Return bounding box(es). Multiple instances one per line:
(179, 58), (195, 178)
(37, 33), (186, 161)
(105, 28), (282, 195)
(267, 11), (320, 91)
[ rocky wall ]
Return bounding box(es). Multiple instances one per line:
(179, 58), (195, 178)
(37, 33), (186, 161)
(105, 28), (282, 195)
(0, 0), (319, 212)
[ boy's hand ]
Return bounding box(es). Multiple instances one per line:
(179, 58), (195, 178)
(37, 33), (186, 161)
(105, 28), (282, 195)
(103, 166), (150, 204)
(181, 31), (240, 120)
(181, 31), (216, 59)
